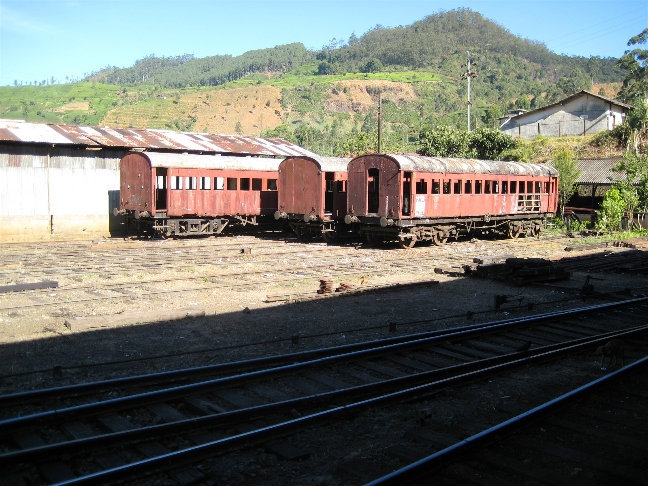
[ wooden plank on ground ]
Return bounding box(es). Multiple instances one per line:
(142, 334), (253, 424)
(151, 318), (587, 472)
(0, 280), (58, 293)
(64, 307), (206, 331)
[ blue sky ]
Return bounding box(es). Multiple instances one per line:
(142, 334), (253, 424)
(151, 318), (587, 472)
(0, 0), (646, 87)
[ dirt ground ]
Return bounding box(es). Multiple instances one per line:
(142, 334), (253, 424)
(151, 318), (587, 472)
(0, 233), (646, 393)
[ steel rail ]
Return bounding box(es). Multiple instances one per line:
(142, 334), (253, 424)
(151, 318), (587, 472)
(3, 324), (646, 466)
(1, 296), (645, 409)
(49, 326), (648, 486)
(364, 354), (648, 486)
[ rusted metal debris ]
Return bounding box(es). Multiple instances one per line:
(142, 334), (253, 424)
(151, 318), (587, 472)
(465, 257), (571, 285)
(318, 279), (334, 294)
(335, 282), (354, 292)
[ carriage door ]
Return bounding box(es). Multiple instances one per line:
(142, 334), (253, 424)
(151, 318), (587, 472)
(155, 168), (167, 211)
(368, 168), (380, 214)
(402, 172), (412, 216)
(324, 172), (334, 214)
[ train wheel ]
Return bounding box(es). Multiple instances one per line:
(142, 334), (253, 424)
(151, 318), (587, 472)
(432, 231), (448, 246)
(508, 225), (521, 239)
(398, 233), (417, 249)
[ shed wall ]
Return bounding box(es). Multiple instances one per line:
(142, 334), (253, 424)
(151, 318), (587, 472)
(0, 145), (125, 241)
(501, 94), (626, 139)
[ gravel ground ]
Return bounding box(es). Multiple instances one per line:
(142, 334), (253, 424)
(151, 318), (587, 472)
(0, 233), (646, 393)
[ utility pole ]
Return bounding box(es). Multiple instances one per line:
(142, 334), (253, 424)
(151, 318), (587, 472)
(377, 91), (382, 154)
(462, 55), (477, 131)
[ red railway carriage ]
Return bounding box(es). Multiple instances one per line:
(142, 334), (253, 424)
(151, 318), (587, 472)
(116, 151), (281, 237)
(275, 156), (351, 241)
(344, 154), (559, 247)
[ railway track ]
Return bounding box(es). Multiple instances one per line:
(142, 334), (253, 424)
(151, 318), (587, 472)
(1, 234), (646, 390)
(369, 355), (648, 485)
(0, 232), (554, 324)
(1, 233), (641, 316)
(1, 298), (647, 485)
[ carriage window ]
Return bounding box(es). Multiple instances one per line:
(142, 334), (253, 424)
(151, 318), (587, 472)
(336, 180), (346, 192)
(267, 179), (277, 191)
(475, 180), (482, 194)
(200, 177), (210, 190)
(443, 181), (451, 194)
(510, 181), (517, 193)
(464, 180), (472, 194)
(493, 181), (499, 194)
(502, 181), (508, 194)
(171, 176), (181, 190)
(240, 178), (250, 191)
(185, 177), (196, 190)
(454, 180), (462, 194)
(215, 177), (225, 190)
(156, 175), (166, 189)
(535, 181), (542, 193)
(227, 177), (237, 190)
(252, 178), (262, 191)
(416, 179), (427, 194)
(527, 181), (533, 193)
(519, 180), (525, 193)
(325, 173), (334, 192)
(432, 180), (440, 194)
(544, 181), (550, 193)
(485, 180), (492, 194)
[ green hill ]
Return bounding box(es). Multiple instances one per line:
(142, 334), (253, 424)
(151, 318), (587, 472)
(0, 9), (626, 156)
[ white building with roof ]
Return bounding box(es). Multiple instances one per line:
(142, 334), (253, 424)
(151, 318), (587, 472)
(500, 91), (632, 139)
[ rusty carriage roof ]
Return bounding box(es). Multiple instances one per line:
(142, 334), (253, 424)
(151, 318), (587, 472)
(282, 155), (352, 172)
(373, 154), (558, 177)
(0, 119), (318, 157)
(138, 151), (282, 171)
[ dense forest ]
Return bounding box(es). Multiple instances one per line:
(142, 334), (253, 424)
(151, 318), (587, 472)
(88, 9), (622, 100)
(1, 9), (629, 156)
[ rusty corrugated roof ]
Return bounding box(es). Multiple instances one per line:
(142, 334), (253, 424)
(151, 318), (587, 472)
(573, 157), (625, 185)
(141, 152), (282, 171)
(547, 157), (628, 185)
(281, 155), (352, 172)
(388, 154), (559, 177)
(0, 119), (318, 157)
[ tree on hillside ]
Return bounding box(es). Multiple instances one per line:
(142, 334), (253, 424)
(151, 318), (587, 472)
(612, 152), (648, 212)
(481, 105), (502, 128)
(418, 126), (517, 160)
(468, 128), (517, 160)
(556, 67), (591, 96)
(625, 98), (648, 153)
(618, 28), (648, 104)
(597, 152), (648, 232)
(552, 148), (581, 219)
(418, 126), (473, 157)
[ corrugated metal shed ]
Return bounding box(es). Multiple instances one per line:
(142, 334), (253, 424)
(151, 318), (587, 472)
(0, 119), (318, 157)
(573, 157), (625, 185)
(390, 154), (558, 177)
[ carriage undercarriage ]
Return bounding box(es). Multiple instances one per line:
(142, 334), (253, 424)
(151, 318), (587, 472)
(359, 213), (551, 248)
(125, 212), (264, 238)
